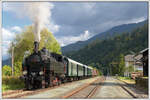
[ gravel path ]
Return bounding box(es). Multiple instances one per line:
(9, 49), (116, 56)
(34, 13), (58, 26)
(93, 76), (133, 99)
(22, 77), (99, 99)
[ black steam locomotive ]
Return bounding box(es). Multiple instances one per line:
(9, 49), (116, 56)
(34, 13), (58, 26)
(21, 42), (96, 90)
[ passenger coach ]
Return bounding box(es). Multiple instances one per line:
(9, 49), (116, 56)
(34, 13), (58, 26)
(63, 57), (93, 81)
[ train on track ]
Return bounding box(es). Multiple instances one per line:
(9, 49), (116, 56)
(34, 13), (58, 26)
(21, 42), (99, 90)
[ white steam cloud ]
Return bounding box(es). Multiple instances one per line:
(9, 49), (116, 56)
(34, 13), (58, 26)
(25, 2), (54, 42)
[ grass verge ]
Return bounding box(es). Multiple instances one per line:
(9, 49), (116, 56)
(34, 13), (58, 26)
(117, 76), (135, 84)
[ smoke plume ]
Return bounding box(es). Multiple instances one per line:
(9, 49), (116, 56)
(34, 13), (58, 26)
(25, 2), (54, 42)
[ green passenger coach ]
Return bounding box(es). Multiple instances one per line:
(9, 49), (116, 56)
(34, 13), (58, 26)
(63, 56), (94, 80)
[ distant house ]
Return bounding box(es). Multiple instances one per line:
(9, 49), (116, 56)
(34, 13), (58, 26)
(125, 55), (134, 67)
(124, 55), (134, 77)
(124, 54), (143, 77)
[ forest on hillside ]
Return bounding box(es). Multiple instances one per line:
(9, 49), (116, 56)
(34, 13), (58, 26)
(65, 23), (148, 75)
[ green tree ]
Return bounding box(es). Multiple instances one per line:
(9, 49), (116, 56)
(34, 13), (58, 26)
(2, 65), (12, 76)
(98, 70), (103, 76)
(118, 54), (125, 76)
(8, 26), (62, 76)
(14, 61), (22, 76)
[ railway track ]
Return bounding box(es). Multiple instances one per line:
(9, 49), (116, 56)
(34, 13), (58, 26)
(62, 76), (105, 99)
(2, 77), (96, 99)
(3, 76), (139, 99)
(116, 79), (138, 98)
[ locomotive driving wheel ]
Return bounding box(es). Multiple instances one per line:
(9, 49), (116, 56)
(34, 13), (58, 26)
(25, 80), (32, 90)
(58, 80), (61, 85)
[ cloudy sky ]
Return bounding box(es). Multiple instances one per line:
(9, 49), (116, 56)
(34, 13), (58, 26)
(2, 1), (148, 60)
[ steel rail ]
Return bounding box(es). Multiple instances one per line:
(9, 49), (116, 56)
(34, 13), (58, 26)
(62, 76), (105, 99)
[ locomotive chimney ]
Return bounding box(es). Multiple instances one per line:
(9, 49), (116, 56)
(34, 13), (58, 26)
(34, 41), (39, 53)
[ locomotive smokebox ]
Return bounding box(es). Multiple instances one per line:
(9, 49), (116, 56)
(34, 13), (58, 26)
(34, 41), (39, 53)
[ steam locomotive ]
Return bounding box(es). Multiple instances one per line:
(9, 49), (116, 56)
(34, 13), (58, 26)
(21, 42), (98, 90)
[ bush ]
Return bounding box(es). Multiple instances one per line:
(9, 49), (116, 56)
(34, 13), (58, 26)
(98, 70), (103, 76)
(2, 65), (12, 76)
(2, 76), (24, 92)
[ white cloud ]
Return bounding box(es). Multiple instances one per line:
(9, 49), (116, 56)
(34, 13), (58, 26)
(11, 26), (22, 33)
(2, 40), (11, 60)
(47, 22), (60, 33)
(57, 30), (93, 46)
(2, 26), (22, 59)
(2, 28), (15, 41)
(2, 28), (14, 58)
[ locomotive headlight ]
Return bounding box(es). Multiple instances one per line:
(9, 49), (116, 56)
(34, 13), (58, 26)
(23, 70), (27, 75)
(39, 71), (43, 75)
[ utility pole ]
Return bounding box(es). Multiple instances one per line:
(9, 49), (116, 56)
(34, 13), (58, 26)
(11, 42), (14, 76)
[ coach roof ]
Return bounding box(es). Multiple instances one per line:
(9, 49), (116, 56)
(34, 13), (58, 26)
(84, 65), (88, 68)
(67, 58), (83, 66)
(87, 66), (93, 69)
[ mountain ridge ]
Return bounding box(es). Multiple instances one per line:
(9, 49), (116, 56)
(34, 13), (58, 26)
(65, 23), (148, 75)
(62, 20), (147, 54)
